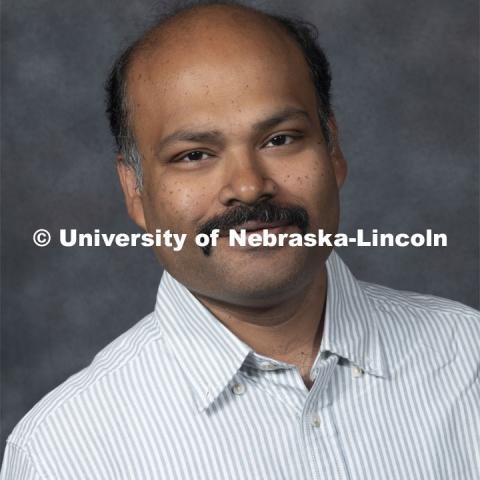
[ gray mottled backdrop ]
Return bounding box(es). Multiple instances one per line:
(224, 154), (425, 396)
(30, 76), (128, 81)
(1, 0), (478, 458)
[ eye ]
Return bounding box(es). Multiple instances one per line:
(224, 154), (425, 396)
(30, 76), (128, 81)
(264, 134), (297, 148)
(176, 150), (211, 163)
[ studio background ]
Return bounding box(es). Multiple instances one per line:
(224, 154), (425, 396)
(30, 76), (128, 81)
(1, 0), (478, 458)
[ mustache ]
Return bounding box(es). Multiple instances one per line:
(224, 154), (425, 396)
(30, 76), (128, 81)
(196, 201), (309, 256)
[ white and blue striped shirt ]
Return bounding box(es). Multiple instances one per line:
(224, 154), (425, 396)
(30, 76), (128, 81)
(2, 251), (480, 479)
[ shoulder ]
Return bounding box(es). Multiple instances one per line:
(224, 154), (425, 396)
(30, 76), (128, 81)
(360, 280), (479, 318)
(6, 311), (163, 451)
(359, 280), (480, 361)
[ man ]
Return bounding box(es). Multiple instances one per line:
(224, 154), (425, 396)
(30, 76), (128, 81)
(2, 2), (479, 479)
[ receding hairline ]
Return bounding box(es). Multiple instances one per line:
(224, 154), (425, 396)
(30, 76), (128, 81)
(123, 2), (309, 109)
(122, 3), (313, 107)
(129, 3), (294, 63)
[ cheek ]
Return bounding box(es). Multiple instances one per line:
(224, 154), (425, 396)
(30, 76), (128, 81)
(274, 153), (340, 234)
(142, 174), (212, 232)
(276, 154), (337, 204)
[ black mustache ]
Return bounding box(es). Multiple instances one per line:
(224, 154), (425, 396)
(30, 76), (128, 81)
(196, 201), (309, 256)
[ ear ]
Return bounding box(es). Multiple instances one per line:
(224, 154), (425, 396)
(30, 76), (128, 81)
(116, 156), (147, 231)
(327, 116), (347, 189)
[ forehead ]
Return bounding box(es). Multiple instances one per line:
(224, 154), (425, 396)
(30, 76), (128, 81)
(126, 8), (317, 141)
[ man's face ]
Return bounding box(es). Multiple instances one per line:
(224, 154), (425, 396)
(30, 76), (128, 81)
(118, 9), (346, 307)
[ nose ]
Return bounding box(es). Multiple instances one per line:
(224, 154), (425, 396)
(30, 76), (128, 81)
(218, 151), (278, 206)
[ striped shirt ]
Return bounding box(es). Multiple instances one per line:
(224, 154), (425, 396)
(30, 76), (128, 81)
(2, 250), (479, 479)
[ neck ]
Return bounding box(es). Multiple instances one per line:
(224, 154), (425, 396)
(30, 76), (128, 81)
(194, 265), (328, 388)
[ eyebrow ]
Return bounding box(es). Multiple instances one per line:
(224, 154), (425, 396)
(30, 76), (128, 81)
(252, 107), (310, 134)
(154, 106), (310, 155)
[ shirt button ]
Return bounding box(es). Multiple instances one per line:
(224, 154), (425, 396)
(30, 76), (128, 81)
(311, 414), (321, 428)
(259, 361), (276, 371)
(352, 366), (364, 378)
(232, 383), (246, 395)
(310, 368), (319, 380)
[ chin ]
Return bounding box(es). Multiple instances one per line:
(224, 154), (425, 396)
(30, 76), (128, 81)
(212, 247), (315, 304)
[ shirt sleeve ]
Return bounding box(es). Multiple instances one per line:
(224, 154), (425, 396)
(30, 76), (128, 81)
(1, 442), (44, 480)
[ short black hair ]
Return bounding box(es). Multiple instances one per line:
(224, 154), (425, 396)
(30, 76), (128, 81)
(105, 1), (332, 185)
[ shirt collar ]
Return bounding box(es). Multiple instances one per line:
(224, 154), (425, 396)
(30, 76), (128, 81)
(320, 250), (388, 378)
(153, 271), (252, 412)
(153, 250), (388, 412)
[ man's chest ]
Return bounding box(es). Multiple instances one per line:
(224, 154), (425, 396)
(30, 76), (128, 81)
(47, 352), (477, 480)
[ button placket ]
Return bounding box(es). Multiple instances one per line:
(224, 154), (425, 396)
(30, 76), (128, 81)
(311, 414), (321, 428)
(302, 355), (339, 436)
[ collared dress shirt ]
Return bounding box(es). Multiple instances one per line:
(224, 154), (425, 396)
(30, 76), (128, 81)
(2, 251), (479, 479)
